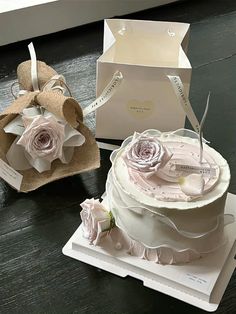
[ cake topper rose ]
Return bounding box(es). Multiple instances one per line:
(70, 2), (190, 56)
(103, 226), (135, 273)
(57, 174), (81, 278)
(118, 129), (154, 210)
(123, 132), (172, 178)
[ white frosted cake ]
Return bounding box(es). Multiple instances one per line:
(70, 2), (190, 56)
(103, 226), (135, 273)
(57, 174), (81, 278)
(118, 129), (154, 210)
(80, 129), (233, 264)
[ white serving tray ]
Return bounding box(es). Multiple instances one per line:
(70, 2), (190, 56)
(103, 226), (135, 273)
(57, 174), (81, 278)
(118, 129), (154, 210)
(63, 193), (236, 312)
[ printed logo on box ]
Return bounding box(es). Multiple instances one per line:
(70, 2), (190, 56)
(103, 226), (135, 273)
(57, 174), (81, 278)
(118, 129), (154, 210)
(127, 100), (154, 119)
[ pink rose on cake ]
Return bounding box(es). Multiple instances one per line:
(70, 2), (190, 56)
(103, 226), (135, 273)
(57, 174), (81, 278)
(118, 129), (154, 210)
(80, 199), (112, 245)
(124, 132), (172, 177)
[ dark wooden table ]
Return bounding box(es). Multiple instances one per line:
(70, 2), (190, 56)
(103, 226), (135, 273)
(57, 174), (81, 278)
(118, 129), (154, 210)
(1, 0), (236, 313)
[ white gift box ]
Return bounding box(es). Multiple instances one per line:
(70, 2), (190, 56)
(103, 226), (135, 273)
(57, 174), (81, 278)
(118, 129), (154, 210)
(96, 19), (192, 140)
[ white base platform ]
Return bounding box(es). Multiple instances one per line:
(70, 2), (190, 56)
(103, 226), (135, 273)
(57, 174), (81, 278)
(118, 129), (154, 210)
(63, 193), (236, 312)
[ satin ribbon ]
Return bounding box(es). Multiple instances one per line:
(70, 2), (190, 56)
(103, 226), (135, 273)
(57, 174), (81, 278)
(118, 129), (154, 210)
(28, 42), (39, 91)
(83, 71), (123, 117)
(17, 74), (67, 98)
(12, 42), (69, 98)
(168, 75), (200, 133)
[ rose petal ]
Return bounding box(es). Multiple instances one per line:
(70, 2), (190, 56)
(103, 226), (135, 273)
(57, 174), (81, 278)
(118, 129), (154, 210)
(22, 115), (39, 128)
(162, 146), (173, 166)
(24, 151), (51, 173)
(179, 174), (205, 196)
(93, 220), (110, 245)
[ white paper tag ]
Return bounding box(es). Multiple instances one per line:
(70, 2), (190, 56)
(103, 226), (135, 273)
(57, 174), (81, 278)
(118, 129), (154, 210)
(83, 71), (123, 116)
(175, 164), (217, 177)
(168, 75), (200, 133)
(0, 159), (23, 190)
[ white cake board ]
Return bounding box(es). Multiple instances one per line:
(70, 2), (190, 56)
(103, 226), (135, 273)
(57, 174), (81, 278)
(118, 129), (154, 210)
(63, 193), (236, 312)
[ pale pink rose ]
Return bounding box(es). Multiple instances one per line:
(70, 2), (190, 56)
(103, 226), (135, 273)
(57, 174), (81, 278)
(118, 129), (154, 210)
(17, 115), (65, 162)
(80, 199), (111, 245)
(124, 134), (172, 176)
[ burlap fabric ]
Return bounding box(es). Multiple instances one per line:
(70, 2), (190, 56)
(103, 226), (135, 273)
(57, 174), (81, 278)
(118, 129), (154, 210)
(0, 60), (100, 192)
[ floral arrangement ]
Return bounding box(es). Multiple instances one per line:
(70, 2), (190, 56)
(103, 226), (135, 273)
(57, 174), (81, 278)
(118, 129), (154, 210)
(0, 44), (100, 192)
(4, 106), (85, 173)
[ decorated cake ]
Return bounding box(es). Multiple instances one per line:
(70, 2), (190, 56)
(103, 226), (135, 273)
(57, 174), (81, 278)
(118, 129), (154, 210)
(80, 129), (234, 264)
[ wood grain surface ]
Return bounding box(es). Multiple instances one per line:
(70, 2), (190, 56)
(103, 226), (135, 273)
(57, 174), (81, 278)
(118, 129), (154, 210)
(0, 0), (236, 313)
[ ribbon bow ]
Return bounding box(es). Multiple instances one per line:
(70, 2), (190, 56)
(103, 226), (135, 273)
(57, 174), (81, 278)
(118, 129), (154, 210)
(11, 42), (71, 99)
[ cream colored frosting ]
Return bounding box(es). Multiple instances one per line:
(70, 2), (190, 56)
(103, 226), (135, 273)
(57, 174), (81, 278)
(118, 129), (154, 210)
(127, 140), (220, 201)
(103, 130), (232, 264)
